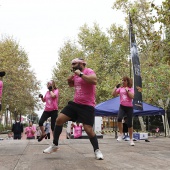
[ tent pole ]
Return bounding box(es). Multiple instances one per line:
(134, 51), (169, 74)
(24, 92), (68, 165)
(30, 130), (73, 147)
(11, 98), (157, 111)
(114, 117), (118, 139)
(164, 114), (166, 137)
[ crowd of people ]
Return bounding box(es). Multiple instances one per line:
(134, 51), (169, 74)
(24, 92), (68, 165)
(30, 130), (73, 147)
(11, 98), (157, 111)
(1, 57), (141, 161)
(8, 120), (51, 140)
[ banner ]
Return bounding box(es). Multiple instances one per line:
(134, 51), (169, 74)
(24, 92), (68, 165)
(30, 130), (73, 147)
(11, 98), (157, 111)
(129, 14), (143, 110)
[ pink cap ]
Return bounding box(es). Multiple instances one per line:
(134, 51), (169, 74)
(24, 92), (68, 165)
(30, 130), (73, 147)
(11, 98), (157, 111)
(47, 80), (53, 85)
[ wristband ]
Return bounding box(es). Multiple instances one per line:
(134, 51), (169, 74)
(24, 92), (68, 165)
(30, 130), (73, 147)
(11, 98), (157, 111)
(79, 72), (84, 77)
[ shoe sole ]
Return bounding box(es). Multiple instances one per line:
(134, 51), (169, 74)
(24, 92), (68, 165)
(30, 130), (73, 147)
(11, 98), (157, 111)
(43, 148), (59, 154)
(38, 134), (47, 142)
(96, 157), (104, 160)
(117, 140), (122, 142)
(130, 143), (135, 146)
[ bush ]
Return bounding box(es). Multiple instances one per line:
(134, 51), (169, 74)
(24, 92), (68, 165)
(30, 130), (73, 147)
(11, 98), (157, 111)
(0, 124), (12, 133)
(0, 124), (5, 133)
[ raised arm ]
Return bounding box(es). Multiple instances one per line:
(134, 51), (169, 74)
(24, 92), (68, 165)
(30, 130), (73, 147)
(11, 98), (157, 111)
(74, 70), (97, 85)
(67, 75), (74, 87)
(112, 87), (118, 97)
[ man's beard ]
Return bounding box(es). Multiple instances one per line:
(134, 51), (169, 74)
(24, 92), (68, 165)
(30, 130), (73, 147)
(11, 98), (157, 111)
(72, 63), (82, 71)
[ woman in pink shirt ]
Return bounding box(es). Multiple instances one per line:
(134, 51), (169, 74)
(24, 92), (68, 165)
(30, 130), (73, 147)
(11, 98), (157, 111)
(112, 76), (135, 146)
(25, 121), (36, 139)
(38, 80), (59, 142)
(71, 122), (83, 139)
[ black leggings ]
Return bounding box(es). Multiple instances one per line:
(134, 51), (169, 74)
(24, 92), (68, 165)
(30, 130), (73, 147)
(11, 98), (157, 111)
(117, 105), (133, 128)
(39, 110), (58, 131)
(45, 133), (50, 139)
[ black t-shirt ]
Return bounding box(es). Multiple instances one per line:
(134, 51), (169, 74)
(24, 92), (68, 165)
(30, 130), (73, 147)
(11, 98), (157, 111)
(12, 122), (23, 134)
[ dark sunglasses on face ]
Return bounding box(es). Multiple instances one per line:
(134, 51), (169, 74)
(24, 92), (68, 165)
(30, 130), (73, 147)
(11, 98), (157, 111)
(72, 63), (77, 65)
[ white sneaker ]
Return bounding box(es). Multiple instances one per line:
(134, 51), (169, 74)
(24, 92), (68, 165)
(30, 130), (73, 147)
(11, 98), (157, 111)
(117, 134), (123, 142)
(129, 140), (135, 146)
(94, 149), (104, 160)
(43, 144), (59, 154)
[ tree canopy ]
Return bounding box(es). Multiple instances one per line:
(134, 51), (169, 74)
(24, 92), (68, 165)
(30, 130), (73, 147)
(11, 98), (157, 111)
(52, 0), (170, 114)
(0, 37), (41, 123)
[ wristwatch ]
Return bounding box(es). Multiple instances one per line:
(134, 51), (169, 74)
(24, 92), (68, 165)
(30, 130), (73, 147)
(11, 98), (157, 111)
(79, 72), (84, 77)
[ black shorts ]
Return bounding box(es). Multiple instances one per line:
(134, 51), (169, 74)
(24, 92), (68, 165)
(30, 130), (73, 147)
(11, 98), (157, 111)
(61, 101), (94, 126)
(39, 110), (58, 131)
(117, 105), (133, 128)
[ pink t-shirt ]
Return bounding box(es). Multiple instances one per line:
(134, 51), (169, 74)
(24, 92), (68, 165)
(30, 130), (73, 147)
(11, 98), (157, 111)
(156, 128), (159, 133)
(116, 87), (134, 107)
(44, 89), (59, 111)
(73, 68), (96, 107)
(25, 126), (36, 138)
(73, 125), (82, 138)
(0, 80), (3, 97)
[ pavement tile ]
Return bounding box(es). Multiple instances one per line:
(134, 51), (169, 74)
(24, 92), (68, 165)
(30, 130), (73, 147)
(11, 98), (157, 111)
(0, 131), (170, 170)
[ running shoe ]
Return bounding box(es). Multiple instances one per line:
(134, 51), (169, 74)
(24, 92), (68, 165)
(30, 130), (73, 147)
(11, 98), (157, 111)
(43, 144), (59, 154)
(94, 149), (104, 160)
(129, 140), (135, 146)
(117, 134), (123, 142)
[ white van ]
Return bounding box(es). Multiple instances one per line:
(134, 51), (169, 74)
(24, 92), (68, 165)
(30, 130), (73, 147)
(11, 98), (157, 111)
(66, 116), (103, 139)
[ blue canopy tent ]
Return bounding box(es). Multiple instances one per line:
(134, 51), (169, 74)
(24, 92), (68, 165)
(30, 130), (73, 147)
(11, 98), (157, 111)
(95, 97), (165, 116)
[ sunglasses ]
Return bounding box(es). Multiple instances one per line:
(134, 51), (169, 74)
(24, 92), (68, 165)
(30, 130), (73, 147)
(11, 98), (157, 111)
(72, 63), (77, 65)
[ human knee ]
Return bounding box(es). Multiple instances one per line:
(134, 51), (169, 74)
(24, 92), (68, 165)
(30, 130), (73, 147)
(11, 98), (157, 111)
(84, 126), (94, 137)
(56, 117), (64, 126)
(127, 123), (132, 128)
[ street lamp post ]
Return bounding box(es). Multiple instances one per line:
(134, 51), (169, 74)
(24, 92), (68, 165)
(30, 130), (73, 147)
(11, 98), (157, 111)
(148, 116), (150, 133)
(6, 104), (9, 126)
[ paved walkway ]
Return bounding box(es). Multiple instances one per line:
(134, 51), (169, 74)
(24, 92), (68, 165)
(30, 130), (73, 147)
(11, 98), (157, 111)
(0, 130), (170, 170)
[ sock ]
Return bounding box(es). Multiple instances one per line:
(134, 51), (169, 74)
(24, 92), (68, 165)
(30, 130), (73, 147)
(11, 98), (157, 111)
(89, 135), (99, 152)
(53, 125), (63, 146)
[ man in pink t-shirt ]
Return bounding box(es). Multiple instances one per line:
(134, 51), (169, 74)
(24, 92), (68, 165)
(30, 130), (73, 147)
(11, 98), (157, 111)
(43, 58), (103, 160)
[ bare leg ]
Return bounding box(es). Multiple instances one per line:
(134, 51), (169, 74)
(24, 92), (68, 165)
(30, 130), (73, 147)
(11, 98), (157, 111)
(52, 131), (54, 138)
(118, 122), (123, 135)
(83, 124), (95, 138)
(128, 127), (133, 140)
(40, 126), (45, 136)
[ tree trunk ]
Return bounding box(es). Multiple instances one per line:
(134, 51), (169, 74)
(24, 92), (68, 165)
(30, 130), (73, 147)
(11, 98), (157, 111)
(138, 116), (146, 132)
(10, 112), (12, 127)
(162, 113), (170, 137)
(159, 98), (170, 137)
